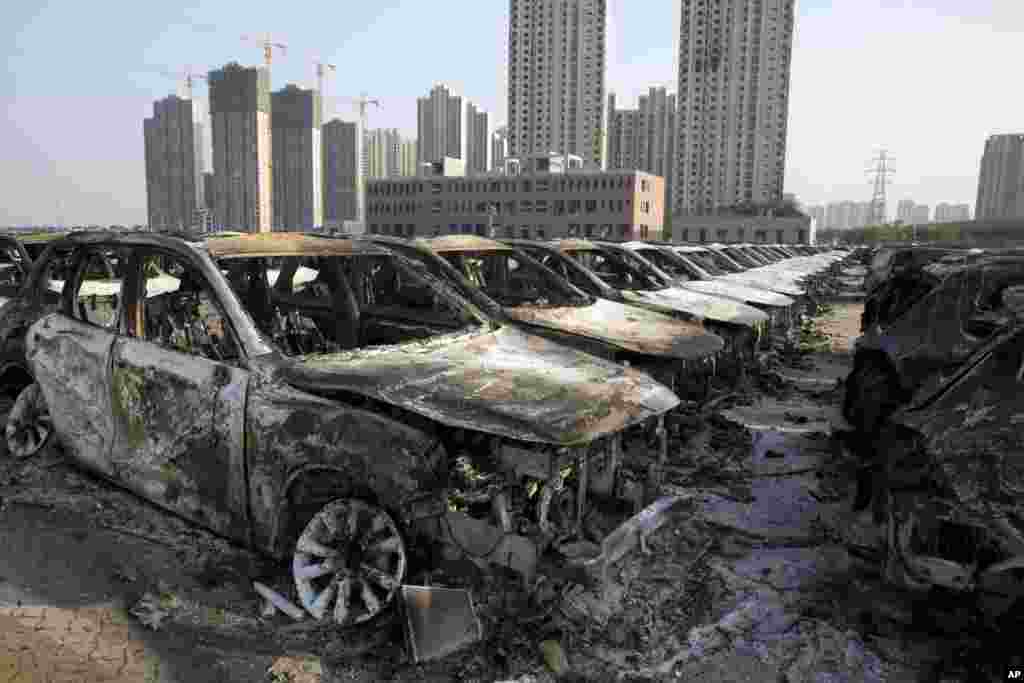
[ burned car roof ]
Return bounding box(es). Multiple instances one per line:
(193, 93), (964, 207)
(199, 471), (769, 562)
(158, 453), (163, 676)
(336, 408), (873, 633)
(425, 235), (515, 253)
(548, 238), (601, 252)
(204, 232), (390, 259)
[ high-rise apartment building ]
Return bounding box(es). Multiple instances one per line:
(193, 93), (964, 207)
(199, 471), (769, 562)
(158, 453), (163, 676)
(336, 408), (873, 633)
(271, 84), (322, 230)
(417, 84), (465, 165)
(910, 204), (930, 225)
(323, 119), (359, 227)
(976, 134), (1024, 220)
(491, 126), (509, 172)
(400, 139), (418, 177)
(366, 128), (401, 179)
(507, 0), (607, 168)
(934, 203), (971, 222)
(466, 102), (489, 175)
(193, 121), (206, 210)
(607, 87), (677, 210)
(896, 199), (916, 224)
(674, 0), (796, 216)
(143, 95), (197, 231)
(208, 63), (273, 232)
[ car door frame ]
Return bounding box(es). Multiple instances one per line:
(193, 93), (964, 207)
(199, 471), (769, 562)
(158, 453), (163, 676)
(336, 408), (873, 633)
(107, 245), (252, 545)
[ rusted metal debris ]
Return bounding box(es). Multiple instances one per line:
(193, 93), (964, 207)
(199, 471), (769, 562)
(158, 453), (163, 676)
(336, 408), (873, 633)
(401, 585), (484, 663)
(0, 230), (687, 643)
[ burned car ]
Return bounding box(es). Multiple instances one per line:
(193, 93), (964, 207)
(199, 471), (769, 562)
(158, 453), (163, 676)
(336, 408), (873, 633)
(510, 239), (770, 382)
(615, 241), (796, 343)
(1, 231), (683, 626)
(858, 309), (1024, 617)
(845, 255), (1024, 434)
(366, 234), (724, 397)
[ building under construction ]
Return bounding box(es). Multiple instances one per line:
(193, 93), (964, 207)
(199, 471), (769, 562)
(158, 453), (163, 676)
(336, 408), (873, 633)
(208, 62), (273, 232)
(143, 95), (197, 231)
(322, 119), (358, 227)
(272, 84), (322, 230)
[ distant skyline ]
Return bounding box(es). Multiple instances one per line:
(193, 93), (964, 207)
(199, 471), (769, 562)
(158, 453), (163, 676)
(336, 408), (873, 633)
(2, 0), (1023, 225)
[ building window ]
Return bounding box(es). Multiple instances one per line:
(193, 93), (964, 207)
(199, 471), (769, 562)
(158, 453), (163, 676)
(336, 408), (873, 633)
(681, 230), (689, 242)
(536, 227), (547, 240)
(568, 223), (581, 237)
(433, 225), (441, 237)
(584, 224), (596, 238)
(431, 201), (443, 214)
(520, 200), (533, 214)
(520, 227), (530, 238)
(535, 200), (548, 214)
(585, 199), (597, 214)
(369, 224), (379, 234)
(640, 225), (649, 240)
(717, 229), (728, 242)
(776, 230), (785, 243)
(431, 183), (443, 194)
(699, 228), (708, 243)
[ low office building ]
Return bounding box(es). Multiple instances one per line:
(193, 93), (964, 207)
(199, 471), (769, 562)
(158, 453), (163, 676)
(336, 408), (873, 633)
(674, 214), (814, 245)
(366, 165), (664, 240)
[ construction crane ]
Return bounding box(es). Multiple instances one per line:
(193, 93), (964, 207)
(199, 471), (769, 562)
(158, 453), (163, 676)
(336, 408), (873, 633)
(310, 58), (336, 121)
(154, 67), (208, 100)
(241, 33), (287, 69)
(335, 94), (382, 228)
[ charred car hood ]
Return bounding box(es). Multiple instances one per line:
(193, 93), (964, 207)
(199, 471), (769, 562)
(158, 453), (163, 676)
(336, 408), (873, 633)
(620, 287), (769, 328)
(717, 274), (805, 297)
(280, 325), (680, 446)
(505, 297), (724, 361)
(678, 280), (794, 308)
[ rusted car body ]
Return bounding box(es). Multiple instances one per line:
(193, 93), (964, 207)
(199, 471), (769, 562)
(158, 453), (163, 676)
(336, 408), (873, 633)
(861, 319), (1024, 615)
(1, 231), (685, 625)
(510, 239), (769, 383)
(616, 241), (796, 343)
(366, 235), (725, 397)
(845, 256), (1024, 434)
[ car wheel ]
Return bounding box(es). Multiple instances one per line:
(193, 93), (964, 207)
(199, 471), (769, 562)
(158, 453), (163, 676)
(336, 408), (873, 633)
(292, 498), (406, 626)
(5, 383), (53, 459)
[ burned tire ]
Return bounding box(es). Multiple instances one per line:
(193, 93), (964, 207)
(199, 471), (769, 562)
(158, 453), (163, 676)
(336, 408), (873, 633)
(292, 498), (406, 626)
(5, 382), (53, 459)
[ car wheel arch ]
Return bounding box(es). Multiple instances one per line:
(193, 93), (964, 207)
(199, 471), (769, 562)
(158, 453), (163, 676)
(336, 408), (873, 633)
(271, 464), (392, 558)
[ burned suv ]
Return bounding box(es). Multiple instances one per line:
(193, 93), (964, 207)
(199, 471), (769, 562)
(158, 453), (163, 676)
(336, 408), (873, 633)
(0, 231), (681, 627)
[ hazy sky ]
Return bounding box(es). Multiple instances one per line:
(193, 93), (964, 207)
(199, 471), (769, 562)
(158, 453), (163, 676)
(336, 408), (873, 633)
(2, 0), (1022, 225)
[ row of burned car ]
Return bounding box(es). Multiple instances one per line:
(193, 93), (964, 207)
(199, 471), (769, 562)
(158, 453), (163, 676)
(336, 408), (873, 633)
(0, 230), (847, 627)
(844, 244), (1024, 617)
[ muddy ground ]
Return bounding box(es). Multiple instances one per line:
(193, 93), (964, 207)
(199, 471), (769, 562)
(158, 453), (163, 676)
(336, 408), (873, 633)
(0, 294), (1002, 682)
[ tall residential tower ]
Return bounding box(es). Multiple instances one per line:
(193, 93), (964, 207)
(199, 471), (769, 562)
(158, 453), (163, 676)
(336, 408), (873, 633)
(417, 84), (465, 165)
(208, 63), (273, 232)
(144, 95), (197, 231)
(323, 119), (359, 227)
(607, 87), (677, 209)
(674, 0), (796, 216)
(507, 0), (607, 168)
(271, 84), (322, 230)
(976, 134), (1024, 220)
